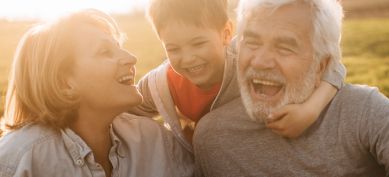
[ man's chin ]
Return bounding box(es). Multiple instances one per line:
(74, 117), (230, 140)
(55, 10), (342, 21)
(241, 88), (279, 123)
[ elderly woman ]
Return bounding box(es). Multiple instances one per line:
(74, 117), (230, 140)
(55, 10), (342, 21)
(0, 9), (193, 177)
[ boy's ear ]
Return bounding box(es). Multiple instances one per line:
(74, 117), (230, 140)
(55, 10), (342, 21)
(222, 20), (233, 46)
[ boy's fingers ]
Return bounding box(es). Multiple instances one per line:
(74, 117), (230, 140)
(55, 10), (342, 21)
(266, 120), (286, 132)
(268, 106), (290, 122)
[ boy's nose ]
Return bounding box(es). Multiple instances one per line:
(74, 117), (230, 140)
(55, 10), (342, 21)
(181, 53), (197, 65)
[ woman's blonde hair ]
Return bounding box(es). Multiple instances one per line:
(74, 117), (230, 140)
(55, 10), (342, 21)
(1, 9), (125, 136)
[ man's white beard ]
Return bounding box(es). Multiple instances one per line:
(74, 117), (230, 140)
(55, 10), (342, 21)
(238, 64), (318, 123)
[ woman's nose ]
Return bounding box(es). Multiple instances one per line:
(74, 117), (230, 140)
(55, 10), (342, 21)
(118, 49), (137, 65)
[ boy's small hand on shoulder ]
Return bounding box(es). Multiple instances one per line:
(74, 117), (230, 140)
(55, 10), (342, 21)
(265, 103), (319, 139)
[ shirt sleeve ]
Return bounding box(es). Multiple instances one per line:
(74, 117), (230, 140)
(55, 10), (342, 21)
(0, 164), (13, 177)
(358, 88), (389, 175)
(127, 69), (159, 117)
(322, 58), (346, 90)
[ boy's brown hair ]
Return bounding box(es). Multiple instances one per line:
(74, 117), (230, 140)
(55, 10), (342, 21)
(148, 0), (228, 33)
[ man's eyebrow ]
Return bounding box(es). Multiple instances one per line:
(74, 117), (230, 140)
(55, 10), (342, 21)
(243, 30), (260, 39)
(275, 36), (299, 48)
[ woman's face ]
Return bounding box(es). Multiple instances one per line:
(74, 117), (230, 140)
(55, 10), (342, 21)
(67, 23), (142, 114)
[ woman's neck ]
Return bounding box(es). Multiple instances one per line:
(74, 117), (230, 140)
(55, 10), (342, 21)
(70, 108), (116, 177)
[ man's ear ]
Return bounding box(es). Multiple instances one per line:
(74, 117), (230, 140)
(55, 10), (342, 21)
(316, 56), (330, 86)
(222, 20), (233, 46)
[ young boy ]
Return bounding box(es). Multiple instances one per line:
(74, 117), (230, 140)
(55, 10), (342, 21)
(129, 0), (346, 153)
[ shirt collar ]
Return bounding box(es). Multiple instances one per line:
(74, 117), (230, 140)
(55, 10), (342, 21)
(61, 125), (128, 166)
(61, 128), (92, 166)
(110, 124), (128, 158)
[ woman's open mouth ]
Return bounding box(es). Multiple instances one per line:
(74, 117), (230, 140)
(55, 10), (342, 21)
(118, 74), (134, 85)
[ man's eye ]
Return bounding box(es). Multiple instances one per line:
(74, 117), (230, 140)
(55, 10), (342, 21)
(193, 41), (206, 47)
(278, 47), (295, 56)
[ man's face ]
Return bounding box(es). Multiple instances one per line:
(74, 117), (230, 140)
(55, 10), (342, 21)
(238, 2), (321, 122)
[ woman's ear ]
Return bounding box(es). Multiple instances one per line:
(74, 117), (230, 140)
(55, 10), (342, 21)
(61, 76), (78, 99)
(222, 20), (233, 46)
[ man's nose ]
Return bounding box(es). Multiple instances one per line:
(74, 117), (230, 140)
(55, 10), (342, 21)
(251, 48), (276, 70)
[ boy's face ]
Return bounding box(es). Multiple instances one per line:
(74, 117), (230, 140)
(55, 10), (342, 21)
(159, 22), (231, 89)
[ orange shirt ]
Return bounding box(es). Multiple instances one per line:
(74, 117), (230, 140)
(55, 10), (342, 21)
(167, 66), (221, 123)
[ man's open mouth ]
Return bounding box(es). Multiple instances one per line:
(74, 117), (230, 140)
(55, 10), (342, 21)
(250, 78), (284, 99)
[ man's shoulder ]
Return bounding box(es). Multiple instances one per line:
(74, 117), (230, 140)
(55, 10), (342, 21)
(195, 97), (254, 140)
(336, 84), (388, 106)
(330, 84), (389, 121)
(203, 97), (247, 121)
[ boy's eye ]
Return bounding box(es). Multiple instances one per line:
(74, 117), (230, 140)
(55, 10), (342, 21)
(167, 48), (179, 53)
(245, 40), (261, 50)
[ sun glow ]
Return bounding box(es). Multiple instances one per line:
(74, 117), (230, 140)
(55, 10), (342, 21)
(0, 0), (148, 20)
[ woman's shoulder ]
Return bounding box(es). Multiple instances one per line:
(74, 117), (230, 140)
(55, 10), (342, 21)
(113, 113), (165, 135)
(0, 124), (60, 169)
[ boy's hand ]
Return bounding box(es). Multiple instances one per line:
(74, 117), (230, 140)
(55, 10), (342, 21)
(265, 103), (319, 138)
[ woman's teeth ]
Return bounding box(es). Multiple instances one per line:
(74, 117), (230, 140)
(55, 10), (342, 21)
(118, 75), (134, 85)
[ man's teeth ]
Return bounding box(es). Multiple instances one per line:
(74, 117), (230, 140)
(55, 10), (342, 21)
(118, 75), (134, 84)
(252, 79), (280, 86)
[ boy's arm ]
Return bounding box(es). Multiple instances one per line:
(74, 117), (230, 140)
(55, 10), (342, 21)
(322, 57), (346, 89)
(128, 71), (159, 117)
(266, 59), (346, 138)
(266, 82), (336, 138)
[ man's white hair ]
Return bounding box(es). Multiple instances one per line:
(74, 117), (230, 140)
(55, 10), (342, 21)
(236, 0), (344, 68)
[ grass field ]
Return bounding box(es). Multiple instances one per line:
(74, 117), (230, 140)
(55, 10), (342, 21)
(0, 14), (389, 116)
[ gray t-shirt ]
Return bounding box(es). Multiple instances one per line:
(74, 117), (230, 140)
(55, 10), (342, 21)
(194, 84), (389, 177)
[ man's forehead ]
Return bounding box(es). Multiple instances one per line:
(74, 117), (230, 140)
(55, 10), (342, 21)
(247, 1), (313, 29)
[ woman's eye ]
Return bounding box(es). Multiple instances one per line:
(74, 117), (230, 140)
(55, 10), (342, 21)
(99, 49), (113, 57)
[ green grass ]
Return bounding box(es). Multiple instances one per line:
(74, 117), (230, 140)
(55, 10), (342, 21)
(0, 17), (389, 116)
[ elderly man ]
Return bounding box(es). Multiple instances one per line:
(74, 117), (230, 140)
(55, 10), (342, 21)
(193, 0), (389, 176)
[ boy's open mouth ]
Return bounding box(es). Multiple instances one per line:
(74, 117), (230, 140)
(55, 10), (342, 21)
(186, 63), (207, 74)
